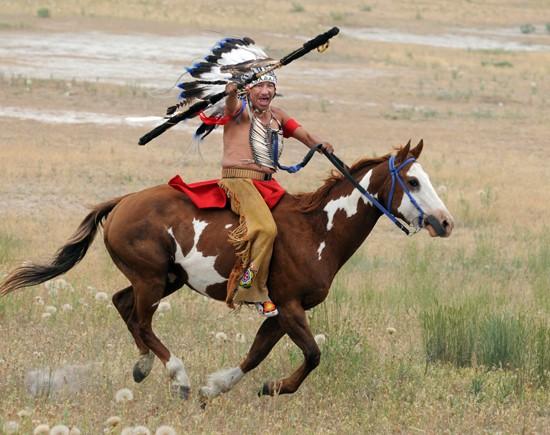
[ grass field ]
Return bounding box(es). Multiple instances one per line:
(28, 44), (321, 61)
(1, 1), (549, 433)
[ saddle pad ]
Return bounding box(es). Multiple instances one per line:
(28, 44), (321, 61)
(168, 176), (285, 209)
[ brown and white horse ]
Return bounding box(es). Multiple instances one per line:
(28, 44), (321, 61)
(0, 140), (453, 400)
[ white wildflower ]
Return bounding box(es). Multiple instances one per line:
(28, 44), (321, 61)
(157, 301), (171, 314)
(44, 305), (57, 314)
(54, 278), (68, 289)
(95, 292), (109, 302)
(35, 296), (45, 305)
(386, 327), (396, 335)
(69, 427), (81, 435)
(50, 424), (70, 435)
(235, 333), (246, 343)
(115, 387), (134, 403)
(61, 304), (73, 312)
(33, 424), (50, 435)
(17, 408), (32, 418)
(41, 312), (52, 320)
(3, 421), (19, 434)
(215, 332), (228, 341)
(155, 426), (177, 435)
(104, 416), (121, 428)
(314, 334), (327, 346)
(133, 426), (151, 435)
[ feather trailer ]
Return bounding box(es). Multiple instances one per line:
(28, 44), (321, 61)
(168, 37), (276, 140)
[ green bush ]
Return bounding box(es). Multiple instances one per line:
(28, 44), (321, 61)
(37, 7), (51, 18)
(290, 2), (304, 12)
(519, 23), (535, 34)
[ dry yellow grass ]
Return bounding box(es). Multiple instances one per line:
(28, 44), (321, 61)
(1, 1), (549, 433)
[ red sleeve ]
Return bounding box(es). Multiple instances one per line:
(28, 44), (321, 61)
(282, 118), (301, 138)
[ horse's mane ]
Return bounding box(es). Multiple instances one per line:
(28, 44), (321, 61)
(291, 152), (392, 213)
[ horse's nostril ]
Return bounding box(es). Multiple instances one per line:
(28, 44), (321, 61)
(442, 220), (449, 228)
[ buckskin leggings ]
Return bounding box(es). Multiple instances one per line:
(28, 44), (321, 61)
(218, 178), (277, 303)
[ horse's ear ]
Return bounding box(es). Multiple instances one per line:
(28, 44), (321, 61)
(411, 139), (424, 159)
(395, 140), (411, 163)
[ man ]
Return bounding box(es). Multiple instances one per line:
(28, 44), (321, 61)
(218, 69), (334, 317)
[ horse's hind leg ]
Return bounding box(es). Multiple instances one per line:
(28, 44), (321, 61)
(112, 286), (155, 383)
(132, 277), (191, 399)
(260, 302), (320, 396)
(199, 317), (285, 401)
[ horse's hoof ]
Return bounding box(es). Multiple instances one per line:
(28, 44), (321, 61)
(171, 384), (191, 400)
(133, 365), (148, 383)
(258, 382), (271, 397)
(198, 388), (210, 408)
(133, 353), (154, 383)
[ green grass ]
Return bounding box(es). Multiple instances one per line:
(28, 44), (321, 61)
(0, 230), (22, 265)
(421, 304), (550, 387)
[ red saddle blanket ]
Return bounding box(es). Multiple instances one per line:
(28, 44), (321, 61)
(168, 175), (286, 209)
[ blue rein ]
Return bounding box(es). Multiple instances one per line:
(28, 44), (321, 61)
(272, 141), (425, 235)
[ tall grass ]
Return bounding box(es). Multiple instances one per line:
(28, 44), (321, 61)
(421, 305), (550, 387)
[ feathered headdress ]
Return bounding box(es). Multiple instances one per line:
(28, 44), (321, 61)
(167, 37), (278, 141)
(138, 27), (339, 146)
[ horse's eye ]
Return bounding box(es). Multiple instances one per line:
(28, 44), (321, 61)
(408, 178), (419, 188)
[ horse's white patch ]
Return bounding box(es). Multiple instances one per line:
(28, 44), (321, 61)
(397, 163), (449, 227)
(323, 170), (375, 231)
(168, 220), (225, 296)
(199, 367), (244, 399)
(317, 241), (326, 260)
(166, 355), (190, 389)
(224, 224), (233, 229)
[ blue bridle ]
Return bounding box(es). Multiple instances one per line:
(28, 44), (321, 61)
(273, 142), (426, 236)
(386, 155), (425, 231)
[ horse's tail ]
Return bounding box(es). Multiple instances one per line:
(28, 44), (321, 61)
(0, 195), (127, 296)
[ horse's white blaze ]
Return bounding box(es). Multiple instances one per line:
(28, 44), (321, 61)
(199, 367), (244, 399)
(166, 355), (190, 389)
(317, 241), (326, 260)
(168, 220), (225, 296)
(323, 170), (375, 230)
(397, 163), (450, 226)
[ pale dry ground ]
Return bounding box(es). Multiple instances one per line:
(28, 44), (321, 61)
(1, 1), (550, 434)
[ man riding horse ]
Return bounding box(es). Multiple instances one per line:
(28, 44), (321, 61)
(167, 39), (334, 317)
(217, 70), (334, 317)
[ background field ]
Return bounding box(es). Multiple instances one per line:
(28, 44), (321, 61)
(1, 1), (549, 433)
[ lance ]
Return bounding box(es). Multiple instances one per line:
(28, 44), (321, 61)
(138, 27), (340, 146)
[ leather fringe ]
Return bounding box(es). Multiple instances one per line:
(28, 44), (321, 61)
(218, 183), (251, 308)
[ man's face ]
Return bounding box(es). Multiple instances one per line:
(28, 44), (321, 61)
(248, 82), (276, 112)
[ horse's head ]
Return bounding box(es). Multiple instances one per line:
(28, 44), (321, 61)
(375, 140), (454, 237)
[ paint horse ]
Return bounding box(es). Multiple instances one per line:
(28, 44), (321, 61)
(0, 140), (453, 400)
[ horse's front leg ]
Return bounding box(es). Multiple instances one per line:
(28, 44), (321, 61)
(199, 316), (285, 401)
(260, 301), (320, 396)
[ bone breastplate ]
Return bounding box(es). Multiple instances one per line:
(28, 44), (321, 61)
(248, 102), (283, 170)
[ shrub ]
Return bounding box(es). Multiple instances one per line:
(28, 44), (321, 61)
(37, 8), (51, 18)
(290, 2), (304, 13)
(519, 23), (535, 34)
